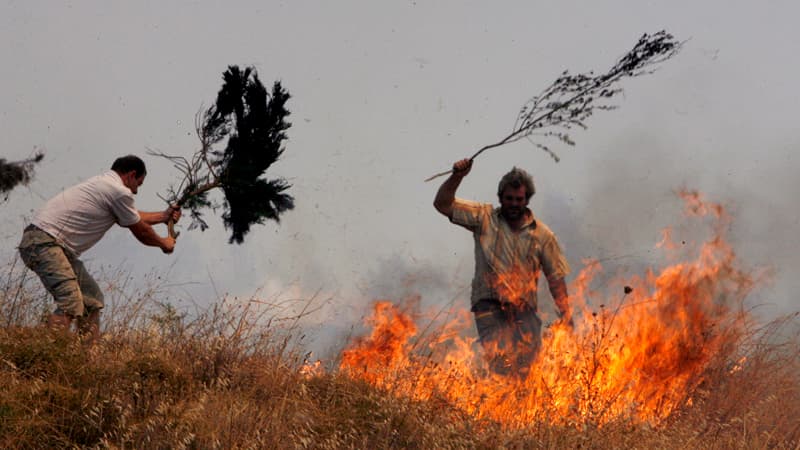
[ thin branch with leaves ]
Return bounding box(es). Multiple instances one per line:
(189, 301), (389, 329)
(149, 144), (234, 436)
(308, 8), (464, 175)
(148, 111), (224, 237)
(150, 65), (294, 244)
(425, 31), (683, 182)
(0, 151), (44, 201)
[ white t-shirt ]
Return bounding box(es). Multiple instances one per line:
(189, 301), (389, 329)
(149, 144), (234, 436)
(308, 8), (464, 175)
(33, 170), (141, 256)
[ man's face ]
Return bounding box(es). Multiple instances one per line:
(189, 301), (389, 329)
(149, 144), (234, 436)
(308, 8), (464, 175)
(121, 171), (146, 194)
(499, 185), (529, 221)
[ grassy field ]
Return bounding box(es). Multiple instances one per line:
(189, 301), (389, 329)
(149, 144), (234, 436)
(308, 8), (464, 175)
(1, 255), (798, 450)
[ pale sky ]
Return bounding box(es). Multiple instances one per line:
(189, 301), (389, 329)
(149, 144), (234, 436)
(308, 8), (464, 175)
(2, 1), (798, 351)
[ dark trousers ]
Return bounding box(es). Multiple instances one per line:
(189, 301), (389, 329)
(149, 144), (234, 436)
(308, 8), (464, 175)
(471, 298), (542, 377)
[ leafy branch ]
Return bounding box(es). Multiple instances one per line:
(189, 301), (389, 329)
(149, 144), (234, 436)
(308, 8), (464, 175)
(0, 151), (44, 201)
(148, 111), (221, 237)
(425, 30), (683, 182)
(151, 65), (294, 244)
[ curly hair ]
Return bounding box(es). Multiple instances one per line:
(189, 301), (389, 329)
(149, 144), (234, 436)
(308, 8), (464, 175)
(497, 167), (535, 200)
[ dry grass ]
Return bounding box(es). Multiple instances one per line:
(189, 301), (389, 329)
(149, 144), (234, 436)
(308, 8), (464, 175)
(1, 258), (798, 449)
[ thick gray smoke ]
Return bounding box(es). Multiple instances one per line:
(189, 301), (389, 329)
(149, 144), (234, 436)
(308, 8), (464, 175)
(539, 130), (800, 319)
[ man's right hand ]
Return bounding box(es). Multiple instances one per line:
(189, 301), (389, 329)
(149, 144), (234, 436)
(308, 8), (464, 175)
(452, 158), (473, 178)
(434, 158), (472, 217)
(161, 236), (176, 254)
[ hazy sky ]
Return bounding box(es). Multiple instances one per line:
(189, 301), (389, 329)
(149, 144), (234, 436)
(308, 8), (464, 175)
(2, 1), (798, 349)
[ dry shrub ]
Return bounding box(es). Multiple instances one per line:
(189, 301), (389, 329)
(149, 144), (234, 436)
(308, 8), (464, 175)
(668, 315), (800, 448)
(0, 258), (50, 327)
(1, 257), (798, 449)
(0, 260), (486, 449)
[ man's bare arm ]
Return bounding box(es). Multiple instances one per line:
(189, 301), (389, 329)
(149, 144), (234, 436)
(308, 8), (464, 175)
(127, 220), (176, 254)
(433, 158), (472, 217)
(547, 276), (572, 326)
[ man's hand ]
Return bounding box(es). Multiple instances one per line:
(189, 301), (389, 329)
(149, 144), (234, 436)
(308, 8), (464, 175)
(452, 158), (473, 178)
(163, 205), (181, 224)
(433, 157), (472, 217)
(548, 277), (572, 330)
(161, 236), (176, 254)
(128, 220), (178, 254)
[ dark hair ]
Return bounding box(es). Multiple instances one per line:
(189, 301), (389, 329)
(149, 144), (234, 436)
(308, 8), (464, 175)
(111, 155), (146, 177)
(497, 167), (535, 200)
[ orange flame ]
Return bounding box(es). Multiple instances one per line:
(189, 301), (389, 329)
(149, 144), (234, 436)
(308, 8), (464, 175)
(340, 301), (418, 387)
(490, 265), (539, 309)
(338, 190), (756, 428)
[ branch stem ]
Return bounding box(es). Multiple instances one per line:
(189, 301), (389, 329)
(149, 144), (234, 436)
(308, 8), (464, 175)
(423, 31), (680, 183)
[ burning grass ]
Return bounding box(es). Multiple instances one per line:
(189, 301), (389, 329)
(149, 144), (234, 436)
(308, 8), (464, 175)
(0, 258), (500, 449)
(337, 190), (800, 445)
(0, 190), (799, 448)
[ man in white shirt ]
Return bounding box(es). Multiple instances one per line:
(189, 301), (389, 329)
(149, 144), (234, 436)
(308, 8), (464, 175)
(18, 155), (181, 342)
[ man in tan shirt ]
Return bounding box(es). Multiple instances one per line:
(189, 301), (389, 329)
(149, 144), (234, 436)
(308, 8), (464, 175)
(434, 158), (572, 376)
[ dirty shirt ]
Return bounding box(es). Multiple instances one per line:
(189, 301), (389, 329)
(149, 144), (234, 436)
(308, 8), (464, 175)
(32, 170), (140, 256)
(450, 199), (570, 309)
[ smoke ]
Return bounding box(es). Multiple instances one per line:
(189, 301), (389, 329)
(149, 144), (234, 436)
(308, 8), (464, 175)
(356, 254), (460, 307)
(538, 128), (800, 319)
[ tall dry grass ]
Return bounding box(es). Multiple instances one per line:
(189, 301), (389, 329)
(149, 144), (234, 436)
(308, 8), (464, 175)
(1, 257), (798, 449)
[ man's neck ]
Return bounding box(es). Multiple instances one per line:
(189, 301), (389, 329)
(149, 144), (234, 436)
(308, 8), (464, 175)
(507, 217), (525, 231)
(501, 208), (533, 231)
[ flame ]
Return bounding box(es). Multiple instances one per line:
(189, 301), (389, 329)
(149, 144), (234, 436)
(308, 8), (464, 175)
(340, 301), (418, 387)
(491, 265), (539, 309)
(338, 190), (756, 428)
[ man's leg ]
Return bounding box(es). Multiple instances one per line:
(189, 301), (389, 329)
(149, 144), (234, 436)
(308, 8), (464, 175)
(47, 312), (73, 330)
(76, 310), (100, 344)
(18, 231), (85, 330)
(510, 304), (543, 377)
(472, 299), (516, 375)
(71, 257), (104, 344)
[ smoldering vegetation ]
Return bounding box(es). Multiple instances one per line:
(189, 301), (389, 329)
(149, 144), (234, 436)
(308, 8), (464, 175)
(1, 249), (798, 449)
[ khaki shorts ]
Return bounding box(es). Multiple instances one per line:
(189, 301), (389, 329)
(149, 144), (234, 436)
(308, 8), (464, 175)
(18, 226), (104, 317)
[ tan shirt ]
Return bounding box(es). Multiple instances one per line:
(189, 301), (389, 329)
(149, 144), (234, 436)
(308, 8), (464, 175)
(33, 171), (141, 256)
(450, 198), (570, 308)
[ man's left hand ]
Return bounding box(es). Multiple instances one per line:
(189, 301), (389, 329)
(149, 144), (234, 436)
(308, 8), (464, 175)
(163, 205), (182, 224)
